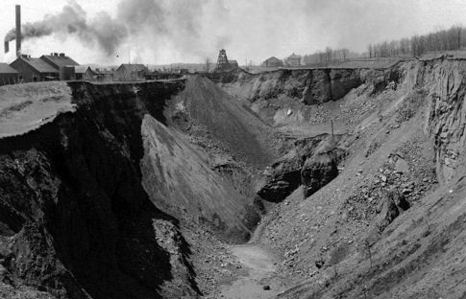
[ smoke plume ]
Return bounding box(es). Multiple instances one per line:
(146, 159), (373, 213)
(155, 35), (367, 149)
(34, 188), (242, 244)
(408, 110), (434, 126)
(6, 0), (465, 64)
(4, 0), (225, 61)
(4, 1), (127, 55)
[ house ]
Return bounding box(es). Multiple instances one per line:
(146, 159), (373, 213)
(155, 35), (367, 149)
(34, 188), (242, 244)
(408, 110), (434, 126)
(113, 64), (148, 81)
(97, 69), (115, 82)
(0, 63), (19, 85)
(40, 53), (79, 80)
(74, 66), (98, 81)
(10, 55), (59, 82)
(285, 53), (302, 67)
(262, 56), (284, 67)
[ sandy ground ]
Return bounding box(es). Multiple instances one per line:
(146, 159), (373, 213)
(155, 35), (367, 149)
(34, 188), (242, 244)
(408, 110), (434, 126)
(0, 82), (74, 138)
(219, 245), (280, 299)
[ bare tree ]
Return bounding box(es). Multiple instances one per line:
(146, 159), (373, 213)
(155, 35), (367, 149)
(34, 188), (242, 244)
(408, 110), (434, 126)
(204, 58), (211, 72)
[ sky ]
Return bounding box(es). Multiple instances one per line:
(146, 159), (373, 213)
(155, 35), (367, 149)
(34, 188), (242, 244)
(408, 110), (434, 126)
(1, 0), (466, 65)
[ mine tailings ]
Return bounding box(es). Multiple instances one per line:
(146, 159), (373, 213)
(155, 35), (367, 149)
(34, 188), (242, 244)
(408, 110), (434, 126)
(2, 56), (465, 299)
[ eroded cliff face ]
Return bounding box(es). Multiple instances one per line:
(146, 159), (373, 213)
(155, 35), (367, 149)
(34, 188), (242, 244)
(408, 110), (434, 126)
(220, 68), (362, 105)
(248, 58), (466, 299)
(408, 59), (466, 183)
(1, 58), (465, 298)
(0, 77), (275, 298)
(0, 80), (201, 298)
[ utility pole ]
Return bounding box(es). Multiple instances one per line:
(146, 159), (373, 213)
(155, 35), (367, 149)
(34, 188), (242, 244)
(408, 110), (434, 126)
(331, 120), (334, 138)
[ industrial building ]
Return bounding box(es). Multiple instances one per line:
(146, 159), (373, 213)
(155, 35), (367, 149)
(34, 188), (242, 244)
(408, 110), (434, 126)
(10, 55), (59, 82)
(41, 53), (79, 80)
(262, 56), (284, 67)
(9, 54), (80, 82)
(0, 63), (19, 85)
(5, 5), (80, 83)
(113, 64), (148, 81)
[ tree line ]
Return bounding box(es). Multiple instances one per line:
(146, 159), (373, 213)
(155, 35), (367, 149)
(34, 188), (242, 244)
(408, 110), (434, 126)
(302, 47), (361, 66)
(298, 25), (466, 67)
(368, 25), (465, 58)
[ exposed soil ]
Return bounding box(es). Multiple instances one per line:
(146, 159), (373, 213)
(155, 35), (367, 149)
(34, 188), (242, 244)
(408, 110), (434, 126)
(1, 57), (466, 299)
(218, 245), (279, 299)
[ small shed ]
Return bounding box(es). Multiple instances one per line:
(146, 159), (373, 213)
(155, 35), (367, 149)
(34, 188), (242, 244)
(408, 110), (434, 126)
(114, 64), (148, 81)
(74, 66), (98, 81)
(0, 63), (19, 85)
(10, 55), (59, 82)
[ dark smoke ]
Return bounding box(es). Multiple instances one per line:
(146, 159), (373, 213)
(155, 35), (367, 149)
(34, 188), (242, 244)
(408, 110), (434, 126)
(4, 0), (127, 55)
(4, 0), (220, 59)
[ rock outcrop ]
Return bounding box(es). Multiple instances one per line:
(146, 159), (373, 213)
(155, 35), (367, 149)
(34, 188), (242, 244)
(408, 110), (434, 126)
(257, 134), (346, 202)
(217, 68), (363, 105)
(255, 57), (466, 299)
(257, 134), (333, 202)
(376, 189), (410, 232)
(301, 151), (339, 198)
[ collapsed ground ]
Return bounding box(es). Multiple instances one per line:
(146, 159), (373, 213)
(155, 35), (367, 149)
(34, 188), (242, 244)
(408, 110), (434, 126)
(0, 56), (465, 298)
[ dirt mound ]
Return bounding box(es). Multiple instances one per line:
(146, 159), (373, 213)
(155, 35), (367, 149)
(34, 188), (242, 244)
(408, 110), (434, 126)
(141, 114), (258, 242)
(168, 75), (276, 168)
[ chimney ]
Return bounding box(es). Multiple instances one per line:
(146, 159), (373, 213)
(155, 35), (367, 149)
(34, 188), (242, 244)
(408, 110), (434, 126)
(15, 5), (21, 57)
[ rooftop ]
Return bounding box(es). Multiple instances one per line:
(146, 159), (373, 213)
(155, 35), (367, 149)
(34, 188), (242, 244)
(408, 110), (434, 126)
(0, 63), (18, 74)
(17, 56), (58, 73)
(41, 53), (79, 68)
(118, 64), (147, 72)
(74, 66), (95, 74)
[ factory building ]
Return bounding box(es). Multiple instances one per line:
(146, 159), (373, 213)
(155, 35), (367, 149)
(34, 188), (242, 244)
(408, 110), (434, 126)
(10, 55), (59, 82)
(4, 5), (81, 83)
(113, 64), (148, 81)
(40, 53), (79, 80)
(0, 63), (19, 85)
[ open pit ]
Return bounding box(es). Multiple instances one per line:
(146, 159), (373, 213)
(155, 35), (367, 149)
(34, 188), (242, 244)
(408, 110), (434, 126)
(1, 57), (466, 299)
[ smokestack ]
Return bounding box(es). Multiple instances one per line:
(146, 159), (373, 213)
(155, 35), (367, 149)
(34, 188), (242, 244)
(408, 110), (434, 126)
(16, 5), (21, 57)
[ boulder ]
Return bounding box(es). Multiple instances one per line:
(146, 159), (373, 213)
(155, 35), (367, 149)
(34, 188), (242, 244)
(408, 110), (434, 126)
(395, 157), (410, 174)
(301, 152), (339, 198)
(376, 189), (410, 231)
(256, 134), (330, 202)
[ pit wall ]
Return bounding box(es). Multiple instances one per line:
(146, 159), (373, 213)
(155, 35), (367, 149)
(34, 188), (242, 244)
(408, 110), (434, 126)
(0, 79), (257, 298)
(403, 58), (466, 183)
(212, 67), (402, 105)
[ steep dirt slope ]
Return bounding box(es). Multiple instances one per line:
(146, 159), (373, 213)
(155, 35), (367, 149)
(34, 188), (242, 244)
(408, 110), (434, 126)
(167, 75), (276, 168)
(219, 67), (400, 137)
(0, 77), (278, 298)
(230, 58), (466, 298)
(0, 80), (201, 298)
(140, 115), (257, 241)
